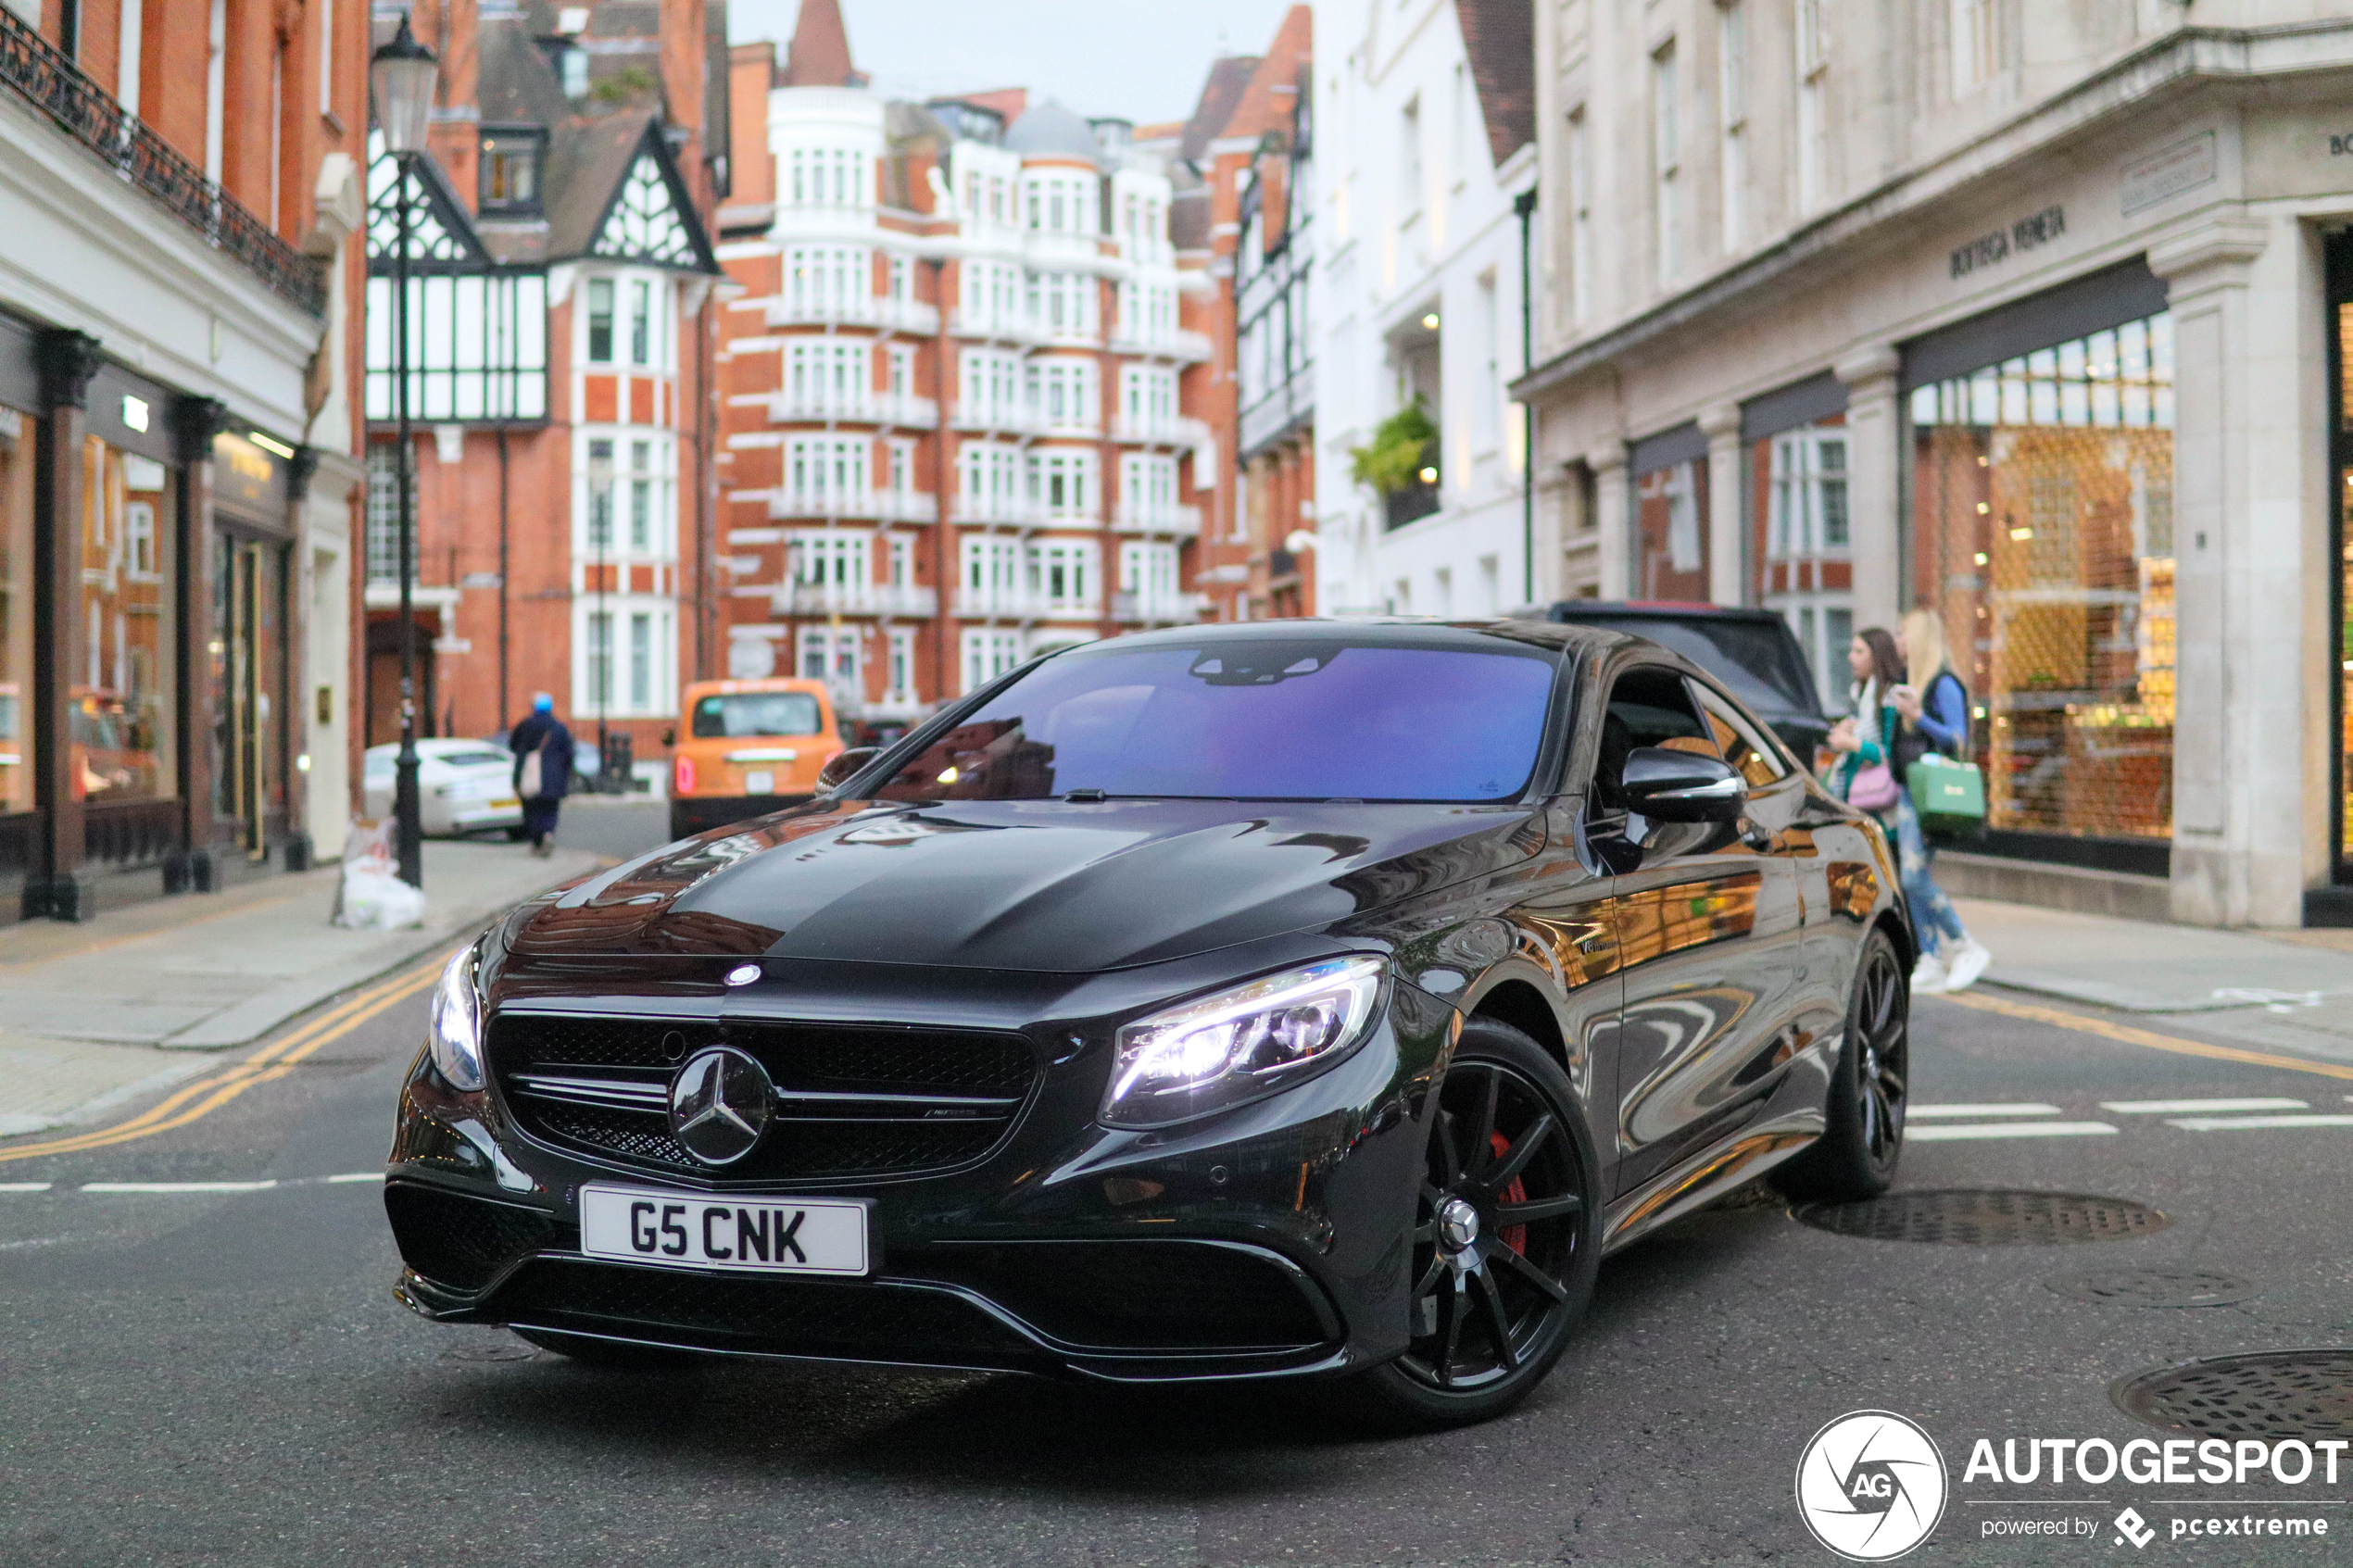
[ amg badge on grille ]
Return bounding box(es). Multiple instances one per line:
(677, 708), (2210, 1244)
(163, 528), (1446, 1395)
(667, 1047), (774, 1165)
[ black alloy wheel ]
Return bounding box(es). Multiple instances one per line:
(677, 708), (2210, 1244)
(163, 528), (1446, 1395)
(1771, 927), (1908, 1202)
(1343, 1017), (1600, 1428)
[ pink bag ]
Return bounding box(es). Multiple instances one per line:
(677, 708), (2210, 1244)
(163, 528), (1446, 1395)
(1847, 761), (1901, 811)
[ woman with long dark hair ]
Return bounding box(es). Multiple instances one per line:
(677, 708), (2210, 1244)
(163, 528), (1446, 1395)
(1826, 626), (1983, 993)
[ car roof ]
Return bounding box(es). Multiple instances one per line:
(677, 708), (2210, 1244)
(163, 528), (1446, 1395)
(1534, 599), (1792, 625)
(1069, 616), (1623, 659)
(681, 678), (833, 699)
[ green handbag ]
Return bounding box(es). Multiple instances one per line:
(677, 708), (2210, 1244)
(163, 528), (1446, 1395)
(1906, 753), (1986, 834)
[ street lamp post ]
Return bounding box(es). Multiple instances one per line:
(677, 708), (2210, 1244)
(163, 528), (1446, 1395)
(371, 15), (436, 889)
(588, 444), (613, 789)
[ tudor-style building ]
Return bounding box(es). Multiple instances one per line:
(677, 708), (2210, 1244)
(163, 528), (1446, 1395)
(362, 0), (723, 777)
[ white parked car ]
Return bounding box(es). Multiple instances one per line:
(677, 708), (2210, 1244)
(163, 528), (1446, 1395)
(360, 739), (525, 838)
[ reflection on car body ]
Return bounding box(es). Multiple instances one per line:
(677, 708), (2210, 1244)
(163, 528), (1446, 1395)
(384, 619), (1914, 1427)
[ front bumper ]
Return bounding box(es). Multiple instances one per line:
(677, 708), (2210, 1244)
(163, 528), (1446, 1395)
(384, 948), (1459, 1382)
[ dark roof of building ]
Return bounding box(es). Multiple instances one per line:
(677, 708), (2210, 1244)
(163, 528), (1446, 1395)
(1004, 99), (1099, 165)
(477, 18), (574, 131)
(782, 0), (865, 87)
(1454, 0), (1534, 166)
(1178, 55), (1260, 165)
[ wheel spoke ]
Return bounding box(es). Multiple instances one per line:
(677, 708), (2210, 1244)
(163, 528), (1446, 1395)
(1433, 1114), (1465, 1189)
(1414, 1251), (1448, 1298)
(1483, 1236), (1570, 1303)
(1437, 1278), (1466, 1387)
(1485, 1111), (1555, 1190)
(1469, 1068), (1502, 1173)
(1471, 1268), (1518, 1373)
(1494, 1191), (1583, 1225)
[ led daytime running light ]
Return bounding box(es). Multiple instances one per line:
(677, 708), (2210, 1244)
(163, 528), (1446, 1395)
(1104, 956), (1384, 1125)
(429, 943), (487, 1092)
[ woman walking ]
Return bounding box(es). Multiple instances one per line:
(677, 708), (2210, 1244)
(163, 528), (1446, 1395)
(1891, 608), (1989, 992)
(509, 693), (575, 858)
(1825, 624), (1986, 994)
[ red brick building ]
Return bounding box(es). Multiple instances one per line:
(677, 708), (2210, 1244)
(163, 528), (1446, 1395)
(711, 1), (1217, 720)
(361, 0), (726, 779)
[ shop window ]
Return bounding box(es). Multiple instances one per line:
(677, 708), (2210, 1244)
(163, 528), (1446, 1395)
(1634, 457), (1707, 603)
(80, 437), (177, 802)
(0, 408), (34, 814)
(1909, 311), (2175, 845)
(1751, 419), (1852, 707)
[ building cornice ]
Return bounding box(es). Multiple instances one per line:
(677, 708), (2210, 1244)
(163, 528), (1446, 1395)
(1511, 19), (2353, 404)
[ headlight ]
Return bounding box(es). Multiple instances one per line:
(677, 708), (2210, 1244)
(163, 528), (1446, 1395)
(428, 943), (487, 1092)
(1101, 956), (1385, 1129)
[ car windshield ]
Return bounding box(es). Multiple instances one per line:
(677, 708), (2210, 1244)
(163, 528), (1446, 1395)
(875, 637), (1559, 803)
(1566, 616), (1819, 717)
(692, 692), (822, 738)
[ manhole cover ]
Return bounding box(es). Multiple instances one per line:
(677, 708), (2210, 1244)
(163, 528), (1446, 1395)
(2047, 1269), (2257, 1309)
(1794, 1189), (2169, 1245)
(2112, 1350), (2353, 1438)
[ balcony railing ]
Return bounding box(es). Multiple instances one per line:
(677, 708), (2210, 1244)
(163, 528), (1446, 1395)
(950, 493), (1043, 527)
(774, 581), (937, 618)
(1111, 591), (1205, 624)
(1108, 327), (1214, 362)
(1112, 504), (1202, 538)
(949, 309), (1045, 345)
(1113, 413), (1214, 448)
(768, 488), (937, 523)
(765, 392), (938, 429)
(952, 402), (1048, 436)
(0, 6), (325, 316)
(766, 295), (939, 334)
(957, 588), (1082, 620)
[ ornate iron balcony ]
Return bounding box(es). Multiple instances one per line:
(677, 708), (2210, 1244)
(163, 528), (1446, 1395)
(0, 7), (327, 317)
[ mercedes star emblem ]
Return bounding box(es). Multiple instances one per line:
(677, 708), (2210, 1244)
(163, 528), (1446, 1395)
(667, 1046), (773, 1166)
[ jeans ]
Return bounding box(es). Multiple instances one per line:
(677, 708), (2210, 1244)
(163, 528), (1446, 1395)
(1884, 794), (1967, 958)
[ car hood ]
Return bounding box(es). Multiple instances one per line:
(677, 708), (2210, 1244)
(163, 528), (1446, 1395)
(505, 797), (1544, 972)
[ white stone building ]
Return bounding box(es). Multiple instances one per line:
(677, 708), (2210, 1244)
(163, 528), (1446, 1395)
(1516, 1), (2353, 928)
(1310, 0), (1538, 621)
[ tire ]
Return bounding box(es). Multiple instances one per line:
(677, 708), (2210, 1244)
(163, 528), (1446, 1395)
(510, 1326), (700, 1368)
(504, 826), (530, 843)
(669, 806), (692, 843)
(1339, 1016), (1602, 1430)
(1771, 927), (1908, 1202)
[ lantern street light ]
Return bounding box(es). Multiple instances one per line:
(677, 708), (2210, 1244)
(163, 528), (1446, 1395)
(371, 14), (436, 888)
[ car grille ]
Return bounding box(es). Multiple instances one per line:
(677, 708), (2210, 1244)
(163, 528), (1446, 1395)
(487, 1012), (1038, 1182)
(492, 1259), (1033, 1362)
(384, 1182), (560, 1292)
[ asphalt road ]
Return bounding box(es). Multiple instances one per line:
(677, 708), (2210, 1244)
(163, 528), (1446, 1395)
(4, 957), (2350, 1565)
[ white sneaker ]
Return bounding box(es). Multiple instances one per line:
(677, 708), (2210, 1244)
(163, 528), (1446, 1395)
(1942, 937), (1992, 994)
(1910, 953), (1948, 995)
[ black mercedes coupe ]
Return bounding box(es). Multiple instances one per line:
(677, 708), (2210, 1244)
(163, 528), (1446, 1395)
(385, 620), (1912, 1425)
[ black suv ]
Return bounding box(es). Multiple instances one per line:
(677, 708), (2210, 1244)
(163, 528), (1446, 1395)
(1524, 601), (1830, 761)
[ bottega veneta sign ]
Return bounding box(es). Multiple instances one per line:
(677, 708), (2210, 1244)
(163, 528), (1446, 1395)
(1949, 205), (2066, 280)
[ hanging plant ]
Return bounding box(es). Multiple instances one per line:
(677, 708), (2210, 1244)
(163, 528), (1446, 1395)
(1348, 398), (1438, 496)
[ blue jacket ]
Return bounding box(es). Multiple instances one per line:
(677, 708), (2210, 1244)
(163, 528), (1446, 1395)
(1913, 669), (1969, 757)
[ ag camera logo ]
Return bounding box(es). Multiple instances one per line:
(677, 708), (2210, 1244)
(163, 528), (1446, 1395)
(1796, 1411), (1950, 1562)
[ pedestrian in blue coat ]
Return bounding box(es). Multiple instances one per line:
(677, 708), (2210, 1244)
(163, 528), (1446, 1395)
(509, 694), (575, 858)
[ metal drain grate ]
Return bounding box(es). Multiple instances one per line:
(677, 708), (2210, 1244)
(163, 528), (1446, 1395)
(1794, 1189), (2170, 1246)
(2047, 1269), (2256, 1309)
(2113, 1350), (2353, 1438)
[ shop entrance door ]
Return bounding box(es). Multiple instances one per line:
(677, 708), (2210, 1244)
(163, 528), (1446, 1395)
(214, 534), (284, 859)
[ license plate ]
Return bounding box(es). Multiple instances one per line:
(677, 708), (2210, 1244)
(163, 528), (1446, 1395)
(577, 1185), (870, 1276)
(744, 770), (774, 795)
(490, 797), (520, 810)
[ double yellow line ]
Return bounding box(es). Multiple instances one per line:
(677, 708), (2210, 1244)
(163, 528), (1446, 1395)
(0, 951), (449, 1164)
(1941, 989), (2353, 1083)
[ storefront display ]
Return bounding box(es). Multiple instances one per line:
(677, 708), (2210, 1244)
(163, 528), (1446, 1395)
(0, 406), (34, 816)
(1909, 311), (2175, 848)
(78, 436), (177, 803)
(1631, 424), (1708, 603)
(1749, 414), (1851, 706)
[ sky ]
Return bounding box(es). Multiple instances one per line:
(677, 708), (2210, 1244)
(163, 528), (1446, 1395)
(727, 0), (1304, 128)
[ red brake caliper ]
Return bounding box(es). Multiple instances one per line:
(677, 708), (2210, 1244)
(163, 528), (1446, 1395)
(1490, 1132), (1528, 1255)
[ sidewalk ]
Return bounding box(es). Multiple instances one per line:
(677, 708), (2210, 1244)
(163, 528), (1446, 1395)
(1954, 897), (2353, 1066)
(0, 841), (599, 1137)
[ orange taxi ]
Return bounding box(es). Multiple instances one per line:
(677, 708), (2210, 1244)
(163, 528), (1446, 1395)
(666, 677), (846, 841)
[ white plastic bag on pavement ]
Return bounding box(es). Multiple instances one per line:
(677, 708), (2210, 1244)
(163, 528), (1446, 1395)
(333, 818), (427, 929)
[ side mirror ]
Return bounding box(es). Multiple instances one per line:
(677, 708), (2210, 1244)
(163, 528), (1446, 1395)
(1620, 747), (1747, 822)
(661, 730), (675, 748)
(817, 746), (880, 793)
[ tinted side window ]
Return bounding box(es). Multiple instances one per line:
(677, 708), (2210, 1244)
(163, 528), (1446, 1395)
(1692, 680), (1791, 788)
(1594, 665), (1715, 809)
